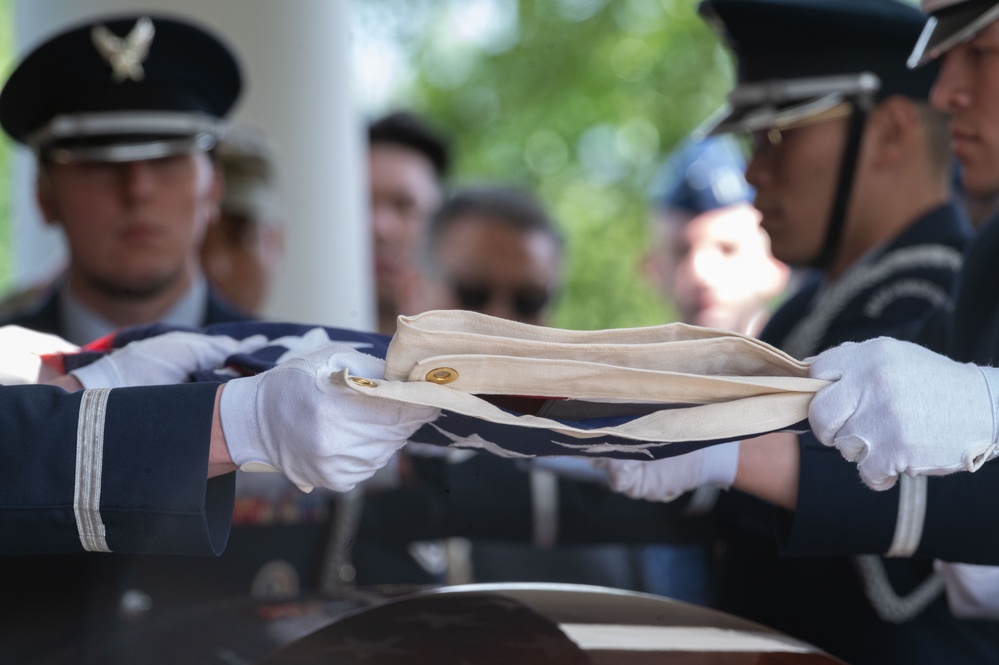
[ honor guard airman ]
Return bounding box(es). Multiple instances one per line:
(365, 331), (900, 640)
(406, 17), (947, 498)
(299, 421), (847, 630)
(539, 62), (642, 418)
(602, 1), (997, 662)
(0, 15), (439, 663)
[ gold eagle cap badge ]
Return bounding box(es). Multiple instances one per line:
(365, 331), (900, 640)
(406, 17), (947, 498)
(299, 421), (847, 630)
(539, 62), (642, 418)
(91, 17), (155, 83)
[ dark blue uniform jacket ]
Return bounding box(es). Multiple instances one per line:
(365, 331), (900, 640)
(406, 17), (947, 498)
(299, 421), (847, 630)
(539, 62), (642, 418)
(716, 204), (999, 664)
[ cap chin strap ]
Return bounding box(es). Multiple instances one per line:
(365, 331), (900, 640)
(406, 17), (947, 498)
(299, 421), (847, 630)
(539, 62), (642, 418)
(809, 104), (869, 270)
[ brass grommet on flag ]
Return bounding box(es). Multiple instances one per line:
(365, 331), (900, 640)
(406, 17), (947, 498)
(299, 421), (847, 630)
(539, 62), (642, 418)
(426, 368), (458, 385)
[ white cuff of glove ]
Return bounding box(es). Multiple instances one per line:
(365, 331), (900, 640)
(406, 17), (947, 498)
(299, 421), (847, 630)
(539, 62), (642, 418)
(219, 374), (274, 472)
(701, 440), (741, 489)
(601, 441), (740, 502)
(972, 366), (999, 473)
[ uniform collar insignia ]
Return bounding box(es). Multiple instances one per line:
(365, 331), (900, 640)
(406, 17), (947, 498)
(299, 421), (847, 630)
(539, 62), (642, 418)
(91, 17), (155, 83)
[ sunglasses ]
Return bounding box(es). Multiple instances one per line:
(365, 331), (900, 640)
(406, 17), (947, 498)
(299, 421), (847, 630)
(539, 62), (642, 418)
(449, 280), (554, 319)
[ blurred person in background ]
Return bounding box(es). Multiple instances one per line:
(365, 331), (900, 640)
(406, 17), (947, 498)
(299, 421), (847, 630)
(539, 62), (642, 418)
(200, 122), (284, 316)
(397, 185), (562, 326)
(645, 135), (789, 336)
(368, 111), (450, 333)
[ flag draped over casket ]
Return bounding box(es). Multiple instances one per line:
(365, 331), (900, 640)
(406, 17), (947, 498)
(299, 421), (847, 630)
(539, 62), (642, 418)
(64, 311), (827, 461)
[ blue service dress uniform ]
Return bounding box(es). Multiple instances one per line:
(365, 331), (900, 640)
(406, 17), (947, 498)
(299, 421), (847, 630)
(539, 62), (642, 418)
(764, 211), (999, 665)
(715, 203), (999, 664)
(0, 287), (251, 662)
(784, 212), (999, 568)
(0, 381), (235, 661)
(783, 213), (999, 564)
(0, 382), (231, 555)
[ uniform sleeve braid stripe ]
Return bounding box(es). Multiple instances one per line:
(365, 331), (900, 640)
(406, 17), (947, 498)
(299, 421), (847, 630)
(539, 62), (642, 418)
(75, 388), (112, 552)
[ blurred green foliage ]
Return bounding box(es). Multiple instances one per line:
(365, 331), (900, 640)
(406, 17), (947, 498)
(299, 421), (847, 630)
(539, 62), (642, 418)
(371, 0), (734, 329)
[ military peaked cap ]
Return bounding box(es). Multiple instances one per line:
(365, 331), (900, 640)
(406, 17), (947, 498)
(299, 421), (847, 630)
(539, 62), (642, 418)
(0, 14), (241, 162)
(654, 135), (753, 216)
(698, 0), (938, 135)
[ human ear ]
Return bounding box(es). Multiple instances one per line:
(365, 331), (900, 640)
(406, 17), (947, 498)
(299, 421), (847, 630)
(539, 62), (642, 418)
(34, 166), (61, 227)
(865, 96), (916, 170)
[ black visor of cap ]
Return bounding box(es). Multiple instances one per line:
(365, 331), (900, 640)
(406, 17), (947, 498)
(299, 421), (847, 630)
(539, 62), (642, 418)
(701, 73), (880, 136)
(910, 0), (999, 67)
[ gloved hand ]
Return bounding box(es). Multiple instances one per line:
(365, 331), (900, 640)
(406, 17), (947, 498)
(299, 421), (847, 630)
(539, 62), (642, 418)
(598, 441), (740, 502)
(0, 325), (79, 385)
(71, 331), (269, 389)
(809, 337), (999, 491)
(220, 344), (440, 493)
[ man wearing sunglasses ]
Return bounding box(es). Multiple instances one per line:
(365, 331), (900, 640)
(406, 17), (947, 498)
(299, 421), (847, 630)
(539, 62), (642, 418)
(399, 185), (563, 326)
(600, 0), (985, 661)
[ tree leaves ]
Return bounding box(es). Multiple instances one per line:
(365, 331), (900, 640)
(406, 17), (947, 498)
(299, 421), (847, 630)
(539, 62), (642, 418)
(383, 0), (733, 329)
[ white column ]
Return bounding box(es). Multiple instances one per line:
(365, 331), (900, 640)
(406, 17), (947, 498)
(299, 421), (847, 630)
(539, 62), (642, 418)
(10, 0), (373, 329)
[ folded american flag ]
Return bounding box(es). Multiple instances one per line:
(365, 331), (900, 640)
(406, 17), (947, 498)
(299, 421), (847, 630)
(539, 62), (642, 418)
(63, 317), (818, 461)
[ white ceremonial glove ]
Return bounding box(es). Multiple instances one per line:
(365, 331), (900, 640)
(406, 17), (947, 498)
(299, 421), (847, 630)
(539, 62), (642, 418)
(809, 337), (999, 491)
(220, 344), (440, 493)
(598, 441), (740, 502)
(0, 325), (79, 384)
(71, 331), (270, 389)
(935, 561), (999, 620)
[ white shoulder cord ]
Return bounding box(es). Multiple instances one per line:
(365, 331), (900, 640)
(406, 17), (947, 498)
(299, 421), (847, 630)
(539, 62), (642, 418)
(781, 244), (963, 623)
